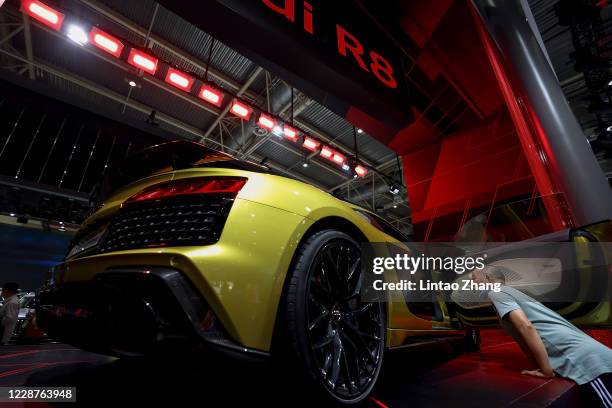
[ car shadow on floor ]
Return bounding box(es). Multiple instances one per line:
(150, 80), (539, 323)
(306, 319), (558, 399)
(18, 341), (461, 407)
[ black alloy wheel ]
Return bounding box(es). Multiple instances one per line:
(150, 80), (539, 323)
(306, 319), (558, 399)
(283, 230), (385, 405)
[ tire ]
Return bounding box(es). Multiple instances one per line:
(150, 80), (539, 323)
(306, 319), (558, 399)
(462, 328), (481, 352)
(282, 229), (385, 405)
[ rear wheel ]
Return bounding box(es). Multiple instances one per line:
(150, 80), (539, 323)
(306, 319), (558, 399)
(283, 230), (385, 405)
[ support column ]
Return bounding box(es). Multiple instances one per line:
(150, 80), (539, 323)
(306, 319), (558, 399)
(474, 0), (612, 227)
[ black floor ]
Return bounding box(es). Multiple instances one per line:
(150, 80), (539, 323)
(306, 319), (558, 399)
(0, 334), (579, 407)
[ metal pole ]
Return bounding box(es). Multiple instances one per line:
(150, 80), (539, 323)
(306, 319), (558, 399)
(0, 106), (25, 159)
(22, 14), (34, 80)
(15, 112), (46, 179)
(474, 0), (612, 226)
(100, 135), (116, 180)
(38, 117), (65, 183)
(59, 124), (85, 187)
(78, 128), (101, 191)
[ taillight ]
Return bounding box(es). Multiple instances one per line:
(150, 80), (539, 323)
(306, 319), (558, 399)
(126, 177), (247, 203)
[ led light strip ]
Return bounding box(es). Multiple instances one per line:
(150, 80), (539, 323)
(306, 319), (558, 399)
(18, 0), (371, 178)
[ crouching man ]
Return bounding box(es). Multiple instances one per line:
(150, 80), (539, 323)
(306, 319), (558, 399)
(472, 267), (612, 407)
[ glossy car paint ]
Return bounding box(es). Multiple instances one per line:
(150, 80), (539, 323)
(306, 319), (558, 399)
(54, 167), (443, 352)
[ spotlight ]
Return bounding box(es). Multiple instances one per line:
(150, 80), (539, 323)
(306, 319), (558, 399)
(127, 48), (159, 75)
(90, 27), (124, 57)
(342, 163), (350, 171)
(357, 128), (364, 134)
(128, 80), (137, 87)
(303, 137), (320, 152)
(607, 125), (612, 132)
(9, 213), (15, 217)
(198, 85), (224, 107)
(67, 24), (88, 45)
(272, 126), (283, 136)
(389, 184), (401, 195)
(283, 125), (299, 142)
(22, 0), (65, 31)
(230, 100), (253, 120)
(393, 205), (398, 209)
(609, 80), (612, 87)
(354, 165), (368, 177)
(165, 68), (194, 92)
(257, 114), (276, 131)
(302, 161), (309, 168)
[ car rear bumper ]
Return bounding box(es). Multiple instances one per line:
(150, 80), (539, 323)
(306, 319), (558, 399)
(37, 267), (269, 359)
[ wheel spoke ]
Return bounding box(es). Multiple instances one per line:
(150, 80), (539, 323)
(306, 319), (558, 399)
(321, 351), (332, 378)
(340, 329), (374, 373)
(309, 308), (330, 331)
(309, 283), (332, 307)
(346, 257), (360, 286)
(342, 320), (378, 365)
(313, 332), (334, 349)
(349, 302), (372, 316)
(319, 262), (334, 295)
(342, 342), (357, 393)
(328, 334), (343, 389)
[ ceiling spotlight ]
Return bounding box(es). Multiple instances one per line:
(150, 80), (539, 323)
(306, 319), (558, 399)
(272, 126), (283, 136)
(302, 161), (309, 168)
(357, 128), (364, 134)
(128, 80), (137, 87)
(389, 184), (401, 195)
(608, 80), (612, 87)
(393, 204), (398, 209)
(607, 125), (612, 132)
(67, 24), (88, 45)
(9, 213), (15, 217)
(342, 163), (350, 171)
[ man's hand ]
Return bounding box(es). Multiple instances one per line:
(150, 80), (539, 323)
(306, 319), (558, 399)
(521, 369), (554, 379)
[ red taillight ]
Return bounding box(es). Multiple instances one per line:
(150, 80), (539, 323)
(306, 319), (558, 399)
(22, 0), (64, 31)
(258, 114), (276, 131)
(165, 68), (194, 92)
(199, 85), (224, 107)
(303, 137), (320, 152)
(90, 27), (124, 57)
(355, 165), (368, 177)
(230, 100), (252, 120)
(128, 48), (158, 75)
(127, 177), (247, 203)
(283, 125), (298, 142)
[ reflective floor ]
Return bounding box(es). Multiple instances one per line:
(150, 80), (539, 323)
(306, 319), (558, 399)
(1, 330), (608, 407)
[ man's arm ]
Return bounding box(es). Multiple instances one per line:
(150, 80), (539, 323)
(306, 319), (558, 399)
(507, 309), (554, 378)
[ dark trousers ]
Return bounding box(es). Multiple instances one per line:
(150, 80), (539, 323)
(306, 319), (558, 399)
(582, 373), (612, 408)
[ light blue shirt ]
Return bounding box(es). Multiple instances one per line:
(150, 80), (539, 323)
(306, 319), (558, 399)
(488, 286), (612, 385)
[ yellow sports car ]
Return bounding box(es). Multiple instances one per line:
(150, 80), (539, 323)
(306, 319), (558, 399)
(36, 140), (611, 405)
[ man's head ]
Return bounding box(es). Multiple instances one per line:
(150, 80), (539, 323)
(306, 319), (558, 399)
(472, 266), (507, 285)
(1, 282), (18, 299)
